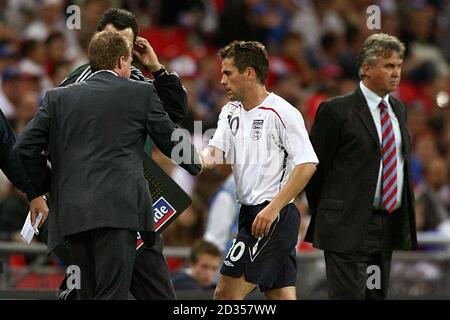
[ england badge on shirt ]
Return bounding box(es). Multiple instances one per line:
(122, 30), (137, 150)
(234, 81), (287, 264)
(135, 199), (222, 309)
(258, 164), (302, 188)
(251, 119), (264, 140)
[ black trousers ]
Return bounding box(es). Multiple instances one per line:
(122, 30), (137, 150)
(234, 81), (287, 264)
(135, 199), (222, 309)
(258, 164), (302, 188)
(130, 233), (176, 300)
(67, 228), (136, 300)
(324, 210), (395, 300)
(39, 224), (176, 300)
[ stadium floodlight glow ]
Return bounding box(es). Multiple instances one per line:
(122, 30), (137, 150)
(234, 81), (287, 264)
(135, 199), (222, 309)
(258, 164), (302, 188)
(436, 91), (449, 108)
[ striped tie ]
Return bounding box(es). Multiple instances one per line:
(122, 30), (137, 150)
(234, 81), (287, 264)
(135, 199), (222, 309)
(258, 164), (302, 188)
(379, 101), (397, 213)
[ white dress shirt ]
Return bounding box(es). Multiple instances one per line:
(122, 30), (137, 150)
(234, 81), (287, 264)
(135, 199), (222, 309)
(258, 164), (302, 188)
(360, 81), (404, 210)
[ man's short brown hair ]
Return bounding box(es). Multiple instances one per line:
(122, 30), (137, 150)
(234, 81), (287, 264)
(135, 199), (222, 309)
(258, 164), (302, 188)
(219, 41), (269, 84)
(190, 240), (222, 264)
(88, 31), (131, 72)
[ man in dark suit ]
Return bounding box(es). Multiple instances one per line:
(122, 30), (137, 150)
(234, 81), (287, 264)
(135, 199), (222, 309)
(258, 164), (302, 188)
(40, 8), (188, 300)
(15, 31), (201, 299)
(305, 33), (417, 300)
(0, 106), (48, 226)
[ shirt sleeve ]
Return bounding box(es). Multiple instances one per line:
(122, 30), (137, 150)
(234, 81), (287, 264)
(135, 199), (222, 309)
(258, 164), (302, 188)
(131, 67), (188, 123)
(280, 106), (319, 165)
(208, 106), (231, 157)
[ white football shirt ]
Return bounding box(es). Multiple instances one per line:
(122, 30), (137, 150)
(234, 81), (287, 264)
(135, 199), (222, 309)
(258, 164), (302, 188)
(209, 92), (318, 205)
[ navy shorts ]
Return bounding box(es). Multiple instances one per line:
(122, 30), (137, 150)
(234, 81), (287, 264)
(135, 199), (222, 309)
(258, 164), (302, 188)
(220, 202), (300, 291)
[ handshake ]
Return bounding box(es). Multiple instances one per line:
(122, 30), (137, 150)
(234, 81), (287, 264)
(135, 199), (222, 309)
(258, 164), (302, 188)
(198, 146), (225, 170)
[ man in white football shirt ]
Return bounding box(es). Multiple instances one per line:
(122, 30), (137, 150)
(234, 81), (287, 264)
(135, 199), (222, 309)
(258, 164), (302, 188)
(201, 41), (318, 300)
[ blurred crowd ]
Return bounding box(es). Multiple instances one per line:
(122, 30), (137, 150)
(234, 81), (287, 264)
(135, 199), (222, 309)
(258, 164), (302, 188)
(0, 0), (449, 276)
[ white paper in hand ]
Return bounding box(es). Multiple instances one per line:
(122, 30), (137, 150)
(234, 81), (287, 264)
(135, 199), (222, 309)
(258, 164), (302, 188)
(20, 211), (43, 244)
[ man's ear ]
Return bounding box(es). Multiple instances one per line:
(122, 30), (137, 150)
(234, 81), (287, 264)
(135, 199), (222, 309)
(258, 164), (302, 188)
(117, 56), (125, 71)
(246, 66), (256, 80)
(362, 63), (371, 78)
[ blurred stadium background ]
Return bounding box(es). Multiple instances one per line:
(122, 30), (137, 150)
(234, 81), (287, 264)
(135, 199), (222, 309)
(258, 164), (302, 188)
(0, 0), (449, 299)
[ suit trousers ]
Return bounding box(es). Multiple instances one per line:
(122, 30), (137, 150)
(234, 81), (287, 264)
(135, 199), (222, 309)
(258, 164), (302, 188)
(130, 232), (176, 300)
(67, 227), (136, 300)
(39, 223), (176, 300)
(324, 209), (396, 300)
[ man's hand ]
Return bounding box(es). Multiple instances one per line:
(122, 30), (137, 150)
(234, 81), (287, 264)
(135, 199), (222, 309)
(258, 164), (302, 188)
(200, 147), (224, 170)
(133, 36), (162, 72)
(30, 196), (49, 228)
(251, 205), (279, 238)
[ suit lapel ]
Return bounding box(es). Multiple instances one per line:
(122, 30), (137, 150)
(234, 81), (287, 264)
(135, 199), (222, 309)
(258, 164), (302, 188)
(355, 88), (380, 149)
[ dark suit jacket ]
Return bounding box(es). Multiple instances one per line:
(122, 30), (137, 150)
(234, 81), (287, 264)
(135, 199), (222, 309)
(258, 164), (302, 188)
(305, 87), (417, 253)
(61, 64), (188, 123)
(15, 71), (201, 252)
